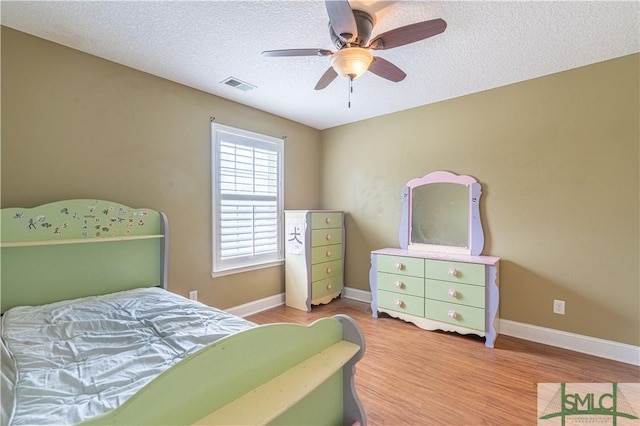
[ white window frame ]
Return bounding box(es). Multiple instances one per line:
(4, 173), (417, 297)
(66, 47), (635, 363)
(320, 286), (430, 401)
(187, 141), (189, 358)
(211, 123), (284, 277)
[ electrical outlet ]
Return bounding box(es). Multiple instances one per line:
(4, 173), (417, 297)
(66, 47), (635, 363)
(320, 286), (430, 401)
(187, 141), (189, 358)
(553, 299), (565, 315)
(189, 290), (198, 301)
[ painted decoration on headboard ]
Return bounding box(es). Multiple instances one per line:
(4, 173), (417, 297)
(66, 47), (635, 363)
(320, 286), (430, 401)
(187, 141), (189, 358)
(1, 199), (162, 243)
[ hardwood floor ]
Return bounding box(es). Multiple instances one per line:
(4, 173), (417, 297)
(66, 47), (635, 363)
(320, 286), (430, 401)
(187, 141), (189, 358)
(247, 298), (640, 425)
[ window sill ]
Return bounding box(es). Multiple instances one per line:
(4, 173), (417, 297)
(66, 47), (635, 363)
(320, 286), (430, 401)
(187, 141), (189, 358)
(211, 259), (285, 278)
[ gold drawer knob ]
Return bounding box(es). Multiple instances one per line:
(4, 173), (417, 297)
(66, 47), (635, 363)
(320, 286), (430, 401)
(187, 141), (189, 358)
(395, 261), (404, 270)
(448, 268), (458, 277)
(325, 250), (332, 257)
(325, 217), (331, 224)
(395, 280), (405, 289)
(326, 267), (332, 274)
(395, 299), (405, 308)
(448, 310), (458, 319)
(325, 233), (332, 241)
(448, 288), (458, 298)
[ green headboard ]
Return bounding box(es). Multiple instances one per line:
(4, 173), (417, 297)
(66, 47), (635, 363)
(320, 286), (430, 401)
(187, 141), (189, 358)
(0, 200), (168, 313)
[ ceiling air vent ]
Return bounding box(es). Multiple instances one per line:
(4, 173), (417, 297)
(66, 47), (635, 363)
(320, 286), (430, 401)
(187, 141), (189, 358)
(221, 77), (256, 92)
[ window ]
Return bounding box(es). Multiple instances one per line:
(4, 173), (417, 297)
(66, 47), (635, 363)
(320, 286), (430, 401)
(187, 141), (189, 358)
(211, 123), (284, 276)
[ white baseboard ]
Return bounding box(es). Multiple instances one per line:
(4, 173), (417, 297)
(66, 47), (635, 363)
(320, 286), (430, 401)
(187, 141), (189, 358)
(342, 287), (372, 304)
(228, 288), (640, 366)
(499, 319), (640, 366)
(226, 293), (284, 317)
(227, 288), (371, 317)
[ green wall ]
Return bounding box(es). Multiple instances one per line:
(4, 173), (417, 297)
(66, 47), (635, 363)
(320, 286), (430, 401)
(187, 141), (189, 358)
(322, 53), (639, 346)
(2, 27), (638, 346)
(0, 27), (323, 309)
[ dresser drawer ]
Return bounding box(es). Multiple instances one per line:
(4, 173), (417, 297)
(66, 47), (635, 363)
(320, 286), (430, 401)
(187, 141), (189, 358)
(377, 255), (425, 278)
(311, 259), (343, 281)
(426, 259), (485, 286)
(312, 275), (343, 299)
(311, 212), (342, 230)
(425, 279), (485, 309)
(425, 299), (485, 331)
(377, 272), (424, 297)
(311, 243), (342, 264)
(311, 227), (343, 247)
(378, 290), (424, 317)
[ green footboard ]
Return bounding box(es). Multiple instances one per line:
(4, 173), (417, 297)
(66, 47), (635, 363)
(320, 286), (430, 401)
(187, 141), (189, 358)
(82, 315), (366, 426)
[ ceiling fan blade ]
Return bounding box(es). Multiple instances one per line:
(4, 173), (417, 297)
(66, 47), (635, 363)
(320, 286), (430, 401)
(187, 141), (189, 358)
(262, 49), (333, 57)
(314, 67), (338, 90)
(368, 18), (447, 50)
(368, 57), (406, 82)
(325, 0), (357, 42)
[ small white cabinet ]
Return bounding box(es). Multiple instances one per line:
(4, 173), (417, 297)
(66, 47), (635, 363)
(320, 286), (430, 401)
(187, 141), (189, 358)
(285, 210), (344, 311)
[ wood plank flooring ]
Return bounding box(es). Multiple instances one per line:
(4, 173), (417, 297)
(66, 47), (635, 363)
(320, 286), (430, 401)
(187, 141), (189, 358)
(247, 298), (639, 425)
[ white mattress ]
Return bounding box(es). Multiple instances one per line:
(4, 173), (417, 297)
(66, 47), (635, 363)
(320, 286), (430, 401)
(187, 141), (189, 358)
(0, 287), (255, 425)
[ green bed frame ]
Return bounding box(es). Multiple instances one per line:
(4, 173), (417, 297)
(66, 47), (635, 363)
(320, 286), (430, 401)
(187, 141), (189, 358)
(0, 200), (367, 426)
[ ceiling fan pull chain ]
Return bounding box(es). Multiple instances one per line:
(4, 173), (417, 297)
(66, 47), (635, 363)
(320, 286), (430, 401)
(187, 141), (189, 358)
(348, 76), (353, 108)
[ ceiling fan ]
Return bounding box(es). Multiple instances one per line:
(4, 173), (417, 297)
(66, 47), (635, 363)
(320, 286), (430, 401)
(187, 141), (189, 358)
(262, 0), (447, 91)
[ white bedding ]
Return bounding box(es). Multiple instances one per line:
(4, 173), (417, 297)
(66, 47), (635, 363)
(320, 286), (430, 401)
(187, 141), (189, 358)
(0, 287), (255, 425)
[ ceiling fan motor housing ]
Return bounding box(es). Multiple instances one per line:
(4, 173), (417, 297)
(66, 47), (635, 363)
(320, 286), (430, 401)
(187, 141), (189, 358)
(330, 9), (375, 49)
(262, 1), (447, 91)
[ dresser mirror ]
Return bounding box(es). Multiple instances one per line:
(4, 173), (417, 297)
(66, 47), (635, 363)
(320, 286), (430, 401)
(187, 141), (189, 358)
(399, 171), (484, 256)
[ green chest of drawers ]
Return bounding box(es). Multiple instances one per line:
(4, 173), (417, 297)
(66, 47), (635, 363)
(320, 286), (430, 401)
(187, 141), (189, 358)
(285, 210), (344, 311)
(371, 248), (500, 348)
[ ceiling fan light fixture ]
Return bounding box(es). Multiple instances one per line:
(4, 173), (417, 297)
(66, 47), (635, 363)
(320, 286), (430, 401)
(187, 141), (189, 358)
(330, 47), (373, 80)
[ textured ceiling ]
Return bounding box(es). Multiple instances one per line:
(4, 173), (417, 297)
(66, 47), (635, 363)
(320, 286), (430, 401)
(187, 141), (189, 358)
(2, 1), (638, 130)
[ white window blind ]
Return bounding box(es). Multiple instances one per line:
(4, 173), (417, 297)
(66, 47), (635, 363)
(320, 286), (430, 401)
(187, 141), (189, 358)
(212, 123), (283, 275)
